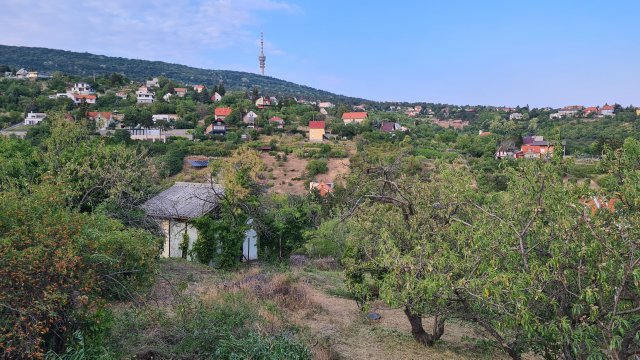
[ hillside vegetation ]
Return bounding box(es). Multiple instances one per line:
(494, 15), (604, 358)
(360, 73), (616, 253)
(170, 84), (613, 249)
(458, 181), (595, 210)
(0, 44), (364, 103)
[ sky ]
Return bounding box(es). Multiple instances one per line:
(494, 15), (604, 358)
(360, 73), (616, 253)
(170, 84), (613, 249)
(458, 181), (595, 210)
(1, 0), (639, 107)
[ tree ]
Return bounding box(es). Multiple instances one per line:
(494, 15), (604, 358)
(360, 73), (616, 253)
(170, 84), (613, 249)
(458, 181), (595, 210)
(343, 159), (474, 346)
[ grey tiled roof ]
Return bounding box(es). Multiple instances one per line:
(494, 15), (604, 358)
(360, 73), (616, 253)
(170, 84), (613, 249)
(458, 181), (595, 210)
(142, 182), (224, 219)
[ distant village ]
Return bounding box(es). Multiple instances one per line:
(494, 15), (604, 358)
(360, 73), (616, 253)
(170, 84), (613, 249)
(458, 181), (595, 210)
(5, 66), (640, 168)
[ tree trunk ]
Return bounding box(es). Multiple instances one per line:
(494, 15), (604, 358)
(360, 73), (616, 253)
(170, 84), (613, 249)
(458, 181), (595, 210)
(403, 306), (445, 347)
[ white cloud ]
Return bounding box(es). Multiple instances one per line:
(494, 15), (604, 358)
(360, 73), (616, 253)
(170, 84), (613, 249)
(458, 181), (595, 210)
(0, 0), (298, 68)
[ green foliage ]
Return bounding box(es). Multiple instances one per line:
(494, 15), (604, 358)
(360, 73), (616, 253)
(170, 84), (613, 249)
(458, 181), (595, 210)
(0, 44), (363, 103)
(0, 137), (42, 189)
(259, 195), (317, 260)
(303, 218), (348, 259)
(306, 159), (328, 177)
(0, 185), (159, 358)
(191, 212), (247, 268)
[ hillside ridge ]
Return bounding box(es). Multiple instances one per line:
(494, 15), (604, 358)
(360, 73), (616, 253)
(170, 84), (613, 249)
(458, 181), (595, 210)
(0, 44), (366, 103)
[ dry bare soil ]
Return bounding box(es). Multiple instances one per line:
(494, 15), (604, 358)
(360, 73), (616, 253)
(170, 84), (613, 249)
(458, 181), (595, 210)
(260, 153), (350, 196)
(146, 260), (506, 360)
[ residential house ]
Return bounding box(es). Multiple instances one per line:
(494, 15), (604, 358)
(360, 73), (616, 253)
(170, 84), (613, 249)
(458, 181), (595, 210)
(318, 102), (334, 109)
(495, 140), (517, 159)
(15, 68), (28, 78)
(557, 105), (583, 118)
(152, 114), (179, 123)
(414, 105), (423, 112)
(146, 78), (159, 88)
(128, 128), (167, 142)
(70, 82), (94, 94)
(636, 108), (640, 117)
(243, 111), (258, 126)
(71, 94), (97, 105)
(308, 120), (325, 142)
(214, 107), (233, 121)
(24, 112), (46, 125)
(142, 182), (257, 261)
(520, 136), (554, 158)
(342, 111), (368, 124)
(380, 121), (401, 132)
(583, 106), (599, 116)
(48, 93), (72, 100)
(115, 91), (128, 99)
(193, 85), (206, 93)
(27, 71), (38, 80)
(432, 119), (469, 130)
(87, 111), (113, 130)
(353, 104), (366, 111)
(206, 119), (226, 136)
(599, 104), (614, 117)
(320, 108), (329, 115)
(136, 86), (155, 104)
(255, 96), (272, 109)
(211, 92), (222, 102)
(174, 88), (188, 97)
(163, 93), (172, 101)
(479, 130), (493, 136)
(309, 181), (334, 197)
(509, 112), (523, 120)
(269, 116), (285, 129)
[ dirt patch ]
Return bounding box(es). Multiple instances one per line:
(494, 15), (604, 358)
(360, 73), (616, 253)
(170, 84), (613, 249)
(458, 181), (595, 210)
(260, 153), (351, 195)
(293, 283), (496, 360)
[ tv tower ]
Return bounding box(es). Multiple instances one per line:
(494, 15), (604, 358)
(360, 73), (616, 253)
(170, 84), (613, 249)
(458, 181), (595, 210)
(259, 32), (266, 76)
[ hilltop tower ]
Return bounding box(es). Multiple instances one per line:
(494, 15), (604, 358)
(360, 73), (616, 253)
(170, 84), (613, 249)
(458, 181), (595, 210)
(259, 32), (266, 76)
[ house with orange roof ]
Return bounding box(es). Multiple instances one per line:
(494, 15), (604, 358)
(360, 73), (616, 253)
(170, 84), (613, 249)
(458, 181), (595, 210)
(71, 93), (97, 105)
(309, 181), (334, 197)
(269, 116), (285, 129)
(599, 104), (614, 117)
(174, 88), (188, 97)
(583, 106), (599, 116)
(214, 107), (233, 121)
(87, 111), (113, 130)
(308, 120), (325, 142)
(520, 136), (554, 159)
(192, 85), (205, 93)
(342, 111), (368, 124)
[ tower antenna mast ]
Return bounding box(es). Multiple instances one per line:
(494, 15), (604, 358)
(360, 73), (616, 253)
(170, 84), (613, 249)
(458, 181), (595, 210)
(259, 32), (266, 76)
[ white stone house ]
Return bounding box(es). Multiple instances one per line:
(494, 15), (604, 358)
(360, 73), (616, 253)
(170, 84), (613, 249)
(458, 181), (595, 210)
(142, 182), (258, 261)
(146, 78), (160, 88)
(70, 82), (94, 94)
(136, 86), (155, 104)
(16, 68), (28, 78)
(243, 111), (258, 126)
(509, 112), (523, 120)
(152, 114), (180, 123)
(24, 112), (46, 125)
(212, 92), (222, 102)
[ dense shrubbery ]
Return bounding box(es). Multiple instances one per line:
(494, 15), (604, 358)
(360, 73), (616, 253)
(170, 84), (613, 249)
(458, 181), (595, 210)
(0, 186), (159, 359)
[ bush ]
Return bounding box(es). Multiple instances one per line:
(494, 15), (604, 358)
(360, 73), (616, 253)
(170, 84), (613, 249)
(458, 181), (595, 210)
(306, 159), (328, 177)
(0, 186), (159, 358)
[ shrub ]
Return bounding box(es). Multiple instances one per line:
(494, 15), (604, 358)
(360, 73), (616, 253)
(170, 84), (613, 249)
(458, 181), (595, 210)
(306, 159), (328, 177)
(0, 186), (159, 358)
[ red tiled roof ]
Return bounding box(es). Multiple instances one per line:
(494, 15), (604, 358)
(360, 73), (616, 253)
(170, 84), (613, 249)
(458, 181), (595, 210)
(342, 112), (368, 119)
(309, 121), (325, 129)
(74, 94), (96, 99)
(601, 105), (614, 110)
(86, 111), (112, 119)
(269, 116), (284, 122)
(215, 107), (233, 116)
(174, 88), (187, 92)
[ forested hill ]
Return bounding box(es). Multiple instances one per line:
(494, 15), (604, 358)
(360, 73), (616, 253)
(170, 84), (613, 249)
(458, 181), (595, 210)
(0, 44), (365, 103)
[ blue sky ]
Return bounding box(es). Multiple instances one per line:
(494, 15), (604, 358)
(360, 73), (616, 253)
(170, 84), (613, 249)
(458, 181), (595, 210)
(1, 0), (638, 107)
